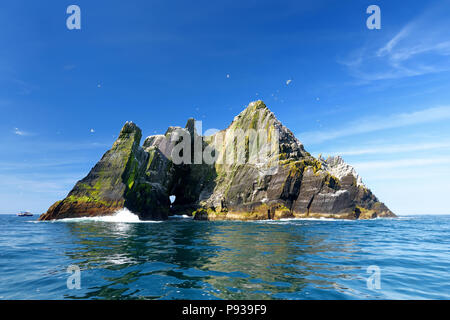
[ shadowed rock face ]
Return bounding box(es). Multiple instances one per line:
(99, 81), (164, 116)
(39, 101), (395, 221)
(39, 122), (170, 221)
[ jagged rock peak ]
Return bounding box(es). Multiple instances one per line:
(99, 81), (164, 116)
(231, 100), (274, 124)
(120, 121), (139, 133)
(185, 118), (198, 137)
(117, 121), (142, 142)
(320, 155), (364, 187)
(143, 134), (165, 149)
(249, 100), (270, 110)
(110, 122), (143, 152)
(164, 126), (184, 136)
(39, 100), (395, 221)
(229, 100), (309, 159)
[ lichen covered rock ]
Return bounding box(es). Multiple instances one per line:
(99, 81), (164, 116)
(40, 101), (395, 221)
(193, 101), (395, 220)
(39, 122), (170, 220)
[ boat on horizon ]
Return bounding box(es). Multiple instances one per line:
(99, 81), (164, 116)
(17, 211), (33, 217)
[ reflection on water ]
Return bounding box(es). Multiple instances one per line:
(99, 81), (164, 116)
(1, 215), (449, 299)
(61, 220), (366, 299)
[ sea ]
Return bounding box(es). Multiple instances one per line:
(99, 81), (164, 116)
(0, 211), (448, 300)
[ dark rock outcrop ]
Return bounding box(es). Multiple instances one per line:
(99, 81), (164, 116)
(39, 122), (170, 220)
(39, 101), (395, 221)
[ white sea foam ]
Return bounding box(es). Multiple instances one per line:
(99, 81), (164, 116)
(55, 208), (162, 223)
(278, 217), (355, 222)
(252, 220), (290, 224)
(240, 217), (353, 224)
(168, 214), (193, 219)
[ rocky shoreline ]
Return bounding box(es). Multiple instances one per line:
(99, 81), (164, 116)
(39, 101), (395, 221)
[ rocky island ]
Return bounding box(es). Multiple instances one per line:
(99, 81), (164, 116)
(39, 101), (395, 221)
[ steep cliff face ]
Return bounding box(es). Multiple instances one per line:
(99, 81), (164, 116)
(39, 101), (395, 221)
(39, 122), (170, 220)
(193, 101), (394, 220)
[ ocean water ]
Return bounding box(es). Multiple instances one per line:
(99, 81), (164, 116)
(0, 212), (448, 300)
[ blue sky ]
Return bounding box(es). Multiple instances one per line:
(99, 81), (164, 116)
(1, 0), (450, 215)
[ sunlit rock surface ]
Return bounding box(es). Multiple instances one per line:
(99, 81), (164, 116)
(40, 101), (395, 221)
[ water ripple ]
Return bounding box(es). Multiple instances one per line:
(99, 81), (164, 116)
(0, 215), (449, 299)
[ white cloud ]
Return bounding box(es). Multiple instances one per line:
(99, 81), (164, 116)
(376, 24), (413, 57)
(0, 159), (90, 171)
(299, 105), (450, 144)
(0, 141), (110, 156)
(13, 127), (31, 136)
(320, 141), (450, 156)
(12, 79), (34, 95)
(90, 128), (95, 133)
(342, 4), (450, 81)
(0, 173), (78, 194)
(352, 157), (450, 170)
